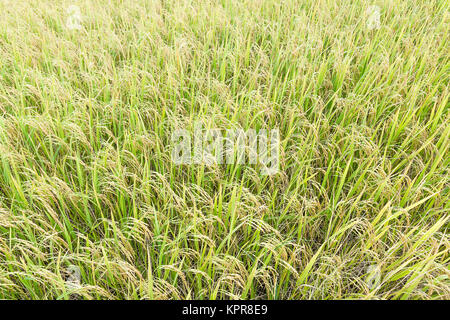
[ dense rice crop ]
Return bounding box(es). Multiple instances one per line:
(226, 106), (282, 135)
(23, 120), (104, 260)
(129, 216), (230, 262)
(0, 0), (448, 299)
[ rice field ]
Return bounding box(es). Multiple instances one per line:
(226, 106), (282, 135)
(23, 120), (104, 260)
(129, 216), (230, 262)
(0, 0), (448, 299)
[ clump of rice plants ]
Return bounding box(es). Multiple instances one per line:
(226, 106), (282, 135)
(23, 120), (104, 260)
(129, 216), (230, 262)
(0, 0), (448, 299)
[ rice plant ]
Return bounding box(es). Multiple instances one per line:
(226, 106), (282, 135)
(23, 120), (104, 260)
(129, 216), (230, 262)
(0, 0), (448, 299)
